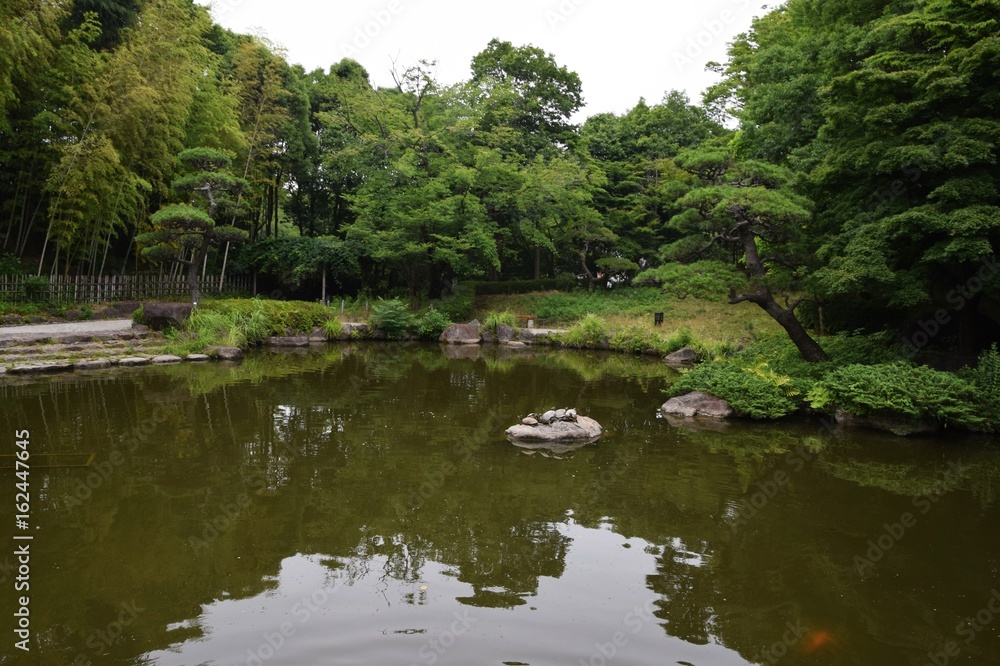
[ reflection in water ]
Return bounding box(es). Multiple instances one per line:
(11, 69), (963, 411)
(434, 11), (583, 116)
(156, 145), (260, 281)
(0, 344), (997, 665)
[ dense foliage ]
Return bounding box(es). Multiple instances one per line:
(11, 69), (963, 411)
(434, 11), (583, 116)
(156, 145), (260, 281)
(1, 0), (998, 362)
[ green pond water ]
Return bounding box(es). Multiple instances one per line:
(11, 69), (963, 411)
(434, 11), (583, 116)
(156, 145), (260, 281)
(1, 344), (999, 666)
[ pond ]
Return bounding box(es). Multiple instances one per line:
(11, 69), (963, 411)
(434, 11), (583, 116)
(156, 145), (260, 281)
(1, 344), (998, 665)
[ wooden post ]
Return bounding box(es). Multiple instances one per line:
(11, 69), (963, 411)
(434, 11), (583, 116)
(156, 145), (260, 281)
(321, 265), (327, 305)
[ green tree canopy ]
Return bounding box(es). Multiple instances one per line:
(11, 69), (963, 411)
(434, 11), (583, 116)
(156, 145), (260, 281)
(139, 148), (249, 303)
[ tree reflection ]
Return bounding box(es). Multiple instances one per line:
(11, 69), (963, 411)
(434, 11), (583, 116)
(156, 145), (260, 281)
(0, 346), (998, 665)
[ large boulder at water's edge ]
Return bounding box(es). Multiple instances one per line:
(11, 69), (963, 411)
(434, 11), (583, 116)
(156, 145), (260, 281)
(664, 346), (699, 366)
(496, 325), (516, 343)
(660, 391), (733, 419)
(142, 302), (193, 330)
(506, 409), (603, 443)
(439, 323), (482, 345)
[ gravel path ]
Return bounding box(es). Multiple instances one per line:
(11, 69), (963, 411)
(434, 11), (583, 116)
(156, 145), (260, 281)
(0, 319), (134, 342)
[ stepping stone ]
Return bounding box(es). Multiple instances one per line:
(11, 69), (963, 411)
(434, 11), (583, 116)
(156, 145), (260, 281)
(186, 354), (210, 362)
(9, 362), (74, 375)
(75, 359), (112, 370)
(213, 347), (243, 361)
(118, 357), (150, 367)
(267, 336), (310, 347)
(151, 355), (183, 364)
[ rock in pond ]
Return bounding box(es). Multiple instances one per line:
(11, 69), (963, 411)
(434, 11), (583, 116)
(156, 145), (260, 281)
(660, 391), (733, 419)
(151, 355), (183, 364)
(506, 408), (603, 443)
(439, 323), (482, 345)
(213, 347), (243, 361)
(664, 346), (699, 366)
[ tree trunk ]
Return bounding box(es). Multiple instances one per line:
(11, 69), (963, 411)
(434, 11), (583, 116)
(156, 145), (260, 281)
(760, 297), (829, 362)
(736, 225), (828, 362)
(321, 264), (327, 304)
(580, 242), (603, 292)
(188, 241), (211, 305)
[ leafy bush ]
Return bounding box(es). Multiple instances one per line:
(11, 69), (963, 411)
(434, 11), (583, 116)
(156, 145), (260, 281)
(527, 287), (666, 322)
(370, 299), (415, 338)
(483, 310), (518, 334)
(323, 318), (344, 339)
(24, 276), (50, 302)
(0, 253), (26, 275)
(200, 298), (330, 336)
(671, 361), (799, 419)
(809, 362), (985, 431)
(820, 331), (899, 365)
(561, 314), (609, 347)
(439, 283), (475, 322)
(183, 310), (247, 350)
(664, 327), (696, 353)
(609, 326), (658, 353)
(468, 274), (576, 295)
(969, 344), (1000, 430)
(416, 309), (451, 340)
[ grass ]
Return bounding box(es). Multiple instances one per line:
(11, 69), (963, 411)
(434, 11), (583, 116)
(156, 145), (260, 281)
(161, 298), (336, 355)
(474, 287), (783, 347)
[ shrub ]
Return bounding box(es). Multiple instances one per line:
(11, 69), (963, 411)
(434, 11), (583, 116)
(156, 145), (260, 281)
(323, 318), (344, 340)
(809, 362), (985, 431)
(671, 361), (799, 419)
(609, 326), (658, 353)
(416, 308), (451, 340)
(0, 253), (26, 275)
(439, 283), (475, 322)
(664, 327), (696, 353)
(561, 313), (609, 347)
(199, 298), (330, 336)
(468, 275), (576, 295)
(483, 310), (518, 334)
(968, 344), (1000, 431)
(370, 299), (415, 338)
(24, 276), (50, 302)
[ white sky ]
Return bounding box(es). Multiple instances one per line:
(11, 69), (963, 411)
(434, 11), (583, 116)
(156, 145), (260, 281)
(195, 0), (765, 121)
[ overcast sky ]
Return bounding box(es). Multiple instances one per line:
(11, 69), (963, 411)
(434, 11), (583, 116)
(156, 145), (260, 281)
(195, 0), (765, 121)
